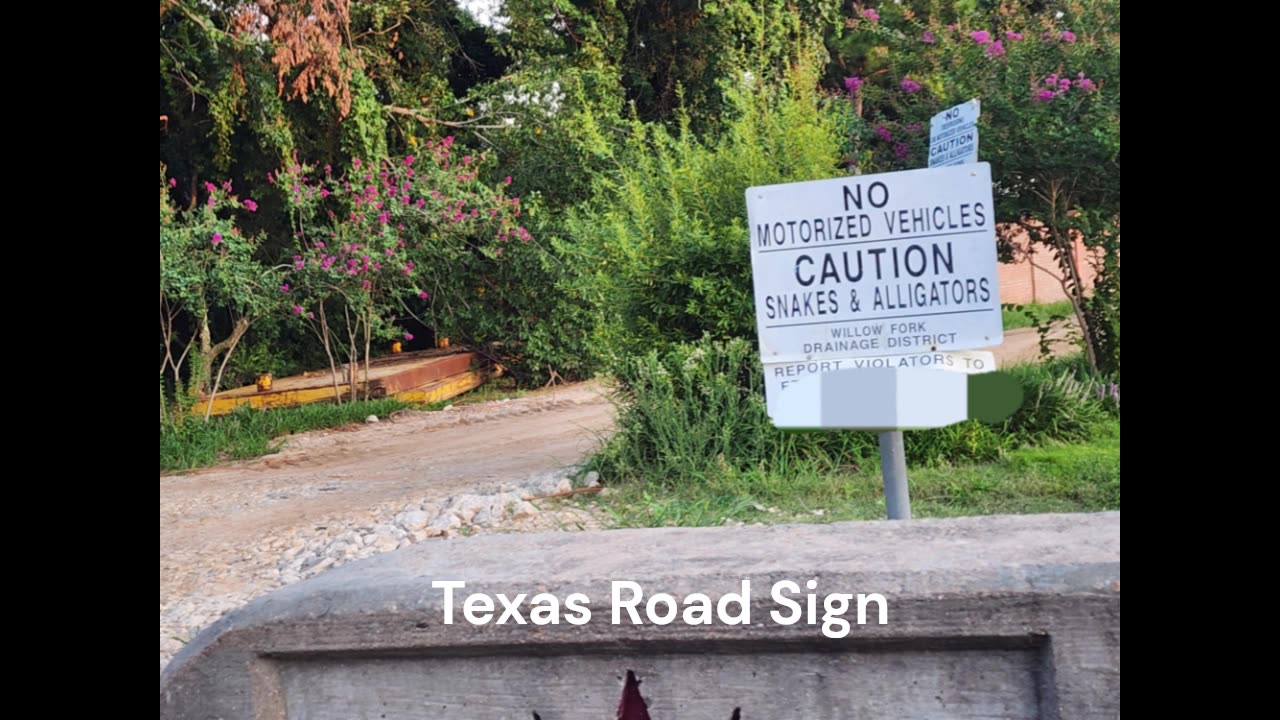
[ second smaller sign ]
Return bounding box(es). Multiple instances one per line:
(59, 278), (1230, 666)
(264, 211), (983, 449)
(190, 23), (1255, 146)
(929, 99), (980, 168)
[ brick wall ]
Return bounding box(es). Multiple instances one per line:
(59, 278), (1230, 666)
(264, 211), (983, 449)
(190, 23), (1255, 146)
(996, 224), (1099, 305)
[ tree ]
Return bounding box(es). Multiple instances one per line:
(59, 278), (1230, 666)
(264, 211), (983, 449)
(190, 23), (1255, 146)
(160, 165), (281, 418)
(837, 0), (1120, 374)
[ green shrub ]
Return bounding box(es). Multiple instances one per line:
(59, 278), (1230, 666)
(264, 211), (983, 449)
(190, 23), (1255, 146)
(562, 58), (852, 368)
(591, 336), (1118, 486)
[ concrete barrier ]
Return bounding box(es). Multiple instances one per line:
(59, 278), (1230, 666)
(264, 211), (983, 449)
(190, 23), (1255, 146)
(160, 511), (1119, 719)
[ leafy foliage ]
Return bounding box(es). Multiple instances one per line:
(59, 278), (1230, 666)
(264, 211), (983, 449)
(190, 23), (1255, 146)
(562, 58), (848, 364)
(834, 0), (1121, 374)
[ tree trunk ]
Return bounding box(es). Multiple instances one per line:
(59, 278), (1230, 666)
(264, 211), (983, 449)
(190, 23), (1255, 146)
(197, 315), (251, 394)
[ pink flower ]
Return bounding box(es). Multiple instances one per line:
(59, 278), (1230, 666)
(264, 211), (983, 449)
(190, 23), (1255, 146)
(922, 31), (936, 44)
(875, 126), (892, 142)
(985, 40), (1005, 57)
(320, 188), (330, 198)
(860, 8), (879, 23)
(844, 76), (864, 94)
(293, 305), (303, 315)
(900, 77), (922, 94)
(404, 333), (414, 341)
(971, 30), (992, 45)
(211, 233), (223, 245)
(1005, 31), (1024, 40)
(204, 182), (217, 193)
(418, 291), (429, 300)
(280, 283), (290, 293)
(1034, 89), (1056, 103)
(1061, 30), (1077, 43)
(504, 176), (512, 185)
(894, 143), (909, 160)
(353, 158), (363, 167)
(168, 178), (177, 187)
(243, 199), (258, 212)
(404, 155), (416, 166)
(463, 156), (472, 164)
(307, 311), (315, 319)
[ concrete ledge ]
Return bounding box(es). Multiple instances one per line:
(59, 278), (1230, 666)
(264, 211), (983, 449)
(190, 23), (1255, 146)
(160, 511), (1120, 719)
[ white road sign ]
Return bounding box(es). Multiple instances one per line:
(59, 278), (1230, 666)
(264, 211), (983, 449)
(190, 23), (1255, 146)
(929, 99), (980, 167)
(745, 163), (1002, 365)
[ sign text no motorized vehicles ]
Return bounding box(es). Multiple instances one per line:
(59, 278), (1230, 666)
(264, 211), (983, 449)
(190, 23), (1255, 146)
(746, 163), (1002, 364)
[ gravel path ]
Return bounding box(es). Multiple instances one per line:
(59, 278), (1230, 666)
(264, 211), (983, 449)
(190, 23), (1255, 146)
(160, 381), (614, 671)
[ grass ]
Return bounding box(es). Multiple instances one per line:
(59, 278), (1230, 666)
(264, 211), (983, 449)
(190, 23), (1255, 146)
(160, 398), (413, 473)
(1002, 300), (1075, 330)
(590, 418), (1119, 528)
(159, 379), (528, 474)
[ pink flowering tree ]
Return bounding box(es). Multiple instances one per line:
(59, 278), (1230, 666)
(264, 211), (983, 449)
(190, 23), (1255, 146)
(275, 139), (530, 399)
(159, 164), (280, 419)
(837, 0), (1120, 375)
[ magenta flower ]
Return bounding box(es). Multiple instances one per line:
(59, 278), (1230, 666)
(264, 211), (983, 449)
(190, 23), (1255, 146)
(211, 233), (223, 245)
(293, 305), (303, 315)
(860, 8), (879, 23)
(404, 155), (416, 166)
(243, 199), (258, 212)
(986, 40), (1005, 57)
(419, 291), (429, 300)
(353, 158), (363, 167)
(900, 76), (922, 94)
(1006, 31), (1024, 40)
(280, 283), (290, 293)
(922, 31), (936, 44)
(307, 311), (315, 319)
(905, 123), (922, 133)
(1034, 89), (1056, 103)
(894, 143), (909, 160)
(504, 176), (513, 185)
(320, 188), (330, 198)
(1062, 30), (1077, 43)
(875, 126), (893, 142)
(404, 332), (414, 341)
(844, 76), (864, 94)
(971, 30), (992, 45)
(168, 178), (177, 187)
(204, 181), (217, 193)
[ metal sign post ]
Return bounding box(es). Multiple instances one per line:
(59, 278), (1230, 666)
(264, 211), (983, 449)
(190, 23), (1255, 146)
(878, 430), (911, 519)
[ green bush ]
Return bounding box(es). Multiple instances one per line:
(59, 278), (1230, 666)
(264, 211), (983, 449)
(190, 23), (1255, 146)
(591, 337), (1118, 486)
(562, 58), (852, 367)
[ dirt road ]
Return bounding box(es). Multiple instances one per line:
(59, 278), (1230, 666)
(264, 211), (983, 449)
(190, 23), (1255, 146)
(159, 382), (614, 668)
